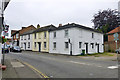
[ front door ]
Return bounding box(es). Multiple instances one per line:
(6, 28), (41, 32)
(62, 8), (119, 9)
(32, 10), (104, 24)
(38, 42), (41, 52)
(97, 44), (99, 53)
(85, 43), (88, 54)
(24, 43), (26, 50)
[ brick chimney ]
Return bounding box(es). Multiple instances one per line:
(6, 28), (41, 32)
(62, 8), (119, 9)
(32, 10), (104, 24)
(59, 24), (62, 27)
(22, 27), (26, 29)
(37, 24), (40, 28)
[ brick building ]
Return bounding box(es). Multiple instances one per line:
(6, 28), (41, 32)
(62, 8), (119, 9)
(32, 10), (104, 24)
(11, 25), (36, 46)
(104, 26), (120, 52)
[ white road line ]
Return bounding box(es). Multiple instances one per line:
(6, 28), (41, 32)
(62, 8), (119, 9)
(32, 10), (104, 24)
(107, 65), (118, 69)
(69, 61), (89, 65)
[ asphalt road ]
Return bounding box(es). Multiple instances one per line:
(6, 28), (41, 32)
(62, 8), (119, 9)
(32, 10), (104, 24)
(5, 51), (118, 78)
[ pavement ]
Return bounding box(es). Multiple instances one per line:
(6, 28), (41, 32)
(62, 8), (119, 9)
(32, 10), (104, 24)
(2, 59), (43, 79)
(0, 67), (2, 80)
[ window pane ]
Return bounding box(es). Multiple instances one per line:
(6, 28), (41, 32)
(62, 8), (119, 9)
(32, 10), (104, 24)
(44, 32), (46, 39)
(54, 32), (56, 38)
(53, 42), (56, 49)
(79, 42), (82, 48)
(44, 42), (46, 48)
(65, 30), (68, 37)
(65, 42), (69, 48)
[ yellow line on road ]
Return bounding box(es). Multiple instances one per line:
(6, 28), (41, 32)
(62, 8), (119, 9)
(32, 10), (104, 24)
(23, 62), (49, 78)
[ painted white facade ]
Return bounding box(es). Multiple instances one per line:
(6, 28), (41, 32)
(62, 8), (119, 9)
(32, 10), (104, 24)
(20, 34), (33, 51)
(49, 27), (104, 55)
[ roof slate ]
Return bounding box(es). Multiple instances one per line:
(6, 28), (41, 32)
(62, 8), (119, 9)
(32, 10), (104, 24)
(33, 25), (57, 33)
(20, 30), (36, 36)
(50, 23), (103, 34)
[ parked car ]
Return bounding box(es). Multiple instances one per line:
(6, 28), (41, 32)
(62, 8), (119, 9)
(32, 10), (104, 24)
(115, 48), (120, 54)
(2, 45), (9, 53)
(11, 46), (22, 52)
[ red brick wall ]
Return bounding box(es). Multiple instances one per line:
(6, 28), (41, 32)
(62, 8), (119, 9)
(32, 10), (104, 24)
(106, 33), (120, 52)
(108, 33), (120, 41)
(104, 41), (120, 52)
(19, 25), (36, 40)
(11, 25), (36, 41)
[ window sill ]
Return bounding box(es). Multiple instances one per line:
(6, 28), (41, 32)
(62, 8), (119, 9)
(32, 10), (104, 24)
(64, 48), (69, 50)
(53, 48), (56, 50)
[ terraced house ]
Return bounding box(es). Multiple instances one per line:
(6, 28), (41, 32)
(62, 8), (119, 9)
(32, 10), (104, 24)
(20, 29), (36, 51)
(49, 23), (104, 55)
(32, 25), (56, 52)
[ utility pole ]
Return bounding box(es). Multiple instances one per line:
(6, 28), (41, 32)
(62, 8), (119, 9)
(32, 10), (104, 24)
(1, 0), (5, 65)
(0, 0), (10, 65)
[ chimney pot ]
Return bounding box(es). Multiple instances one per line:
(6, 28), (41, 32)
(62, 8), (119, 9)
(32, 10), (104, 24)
(59, 24), (62, 27)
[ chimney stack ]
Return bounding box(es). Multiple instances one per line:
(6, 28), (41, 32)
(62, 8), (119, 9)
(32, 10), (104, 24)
(22, 27), (26, 29)
(59, 24), (62, 27)
(37, 24), (40, 28)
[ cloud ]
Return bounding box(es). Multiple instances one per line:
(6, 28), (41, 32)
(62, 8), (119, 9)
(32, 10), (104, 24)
(4, 0), (119, 37)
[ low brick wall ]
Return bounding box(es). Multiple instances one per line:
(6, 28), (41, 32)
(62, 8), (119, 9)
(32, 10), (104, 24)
(104, 41), (120, 52)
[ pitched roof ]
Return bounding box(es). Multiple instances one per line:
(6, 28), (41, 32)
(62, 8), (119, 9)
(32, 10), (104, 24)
(11, 31), (19, 36)
(107, 26), (120, 35)
(33, 25), (57, 33)
(11, 25), (36, 36)
(50, 23), (103, 34)
(20, 30), (36, 36)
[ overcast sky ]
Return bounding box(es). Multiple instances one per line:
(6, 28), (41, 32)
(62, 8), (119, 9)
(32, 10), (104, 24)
(4, 0), (119, 37)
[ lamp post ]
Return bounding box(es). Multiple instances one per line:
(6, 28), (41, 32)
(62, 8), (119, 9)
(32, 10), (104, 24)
(1, 0), (5, 65)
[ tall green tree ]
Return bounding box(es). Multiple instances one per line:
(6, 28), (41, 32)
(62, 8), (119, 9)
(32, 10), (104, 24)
(92, 9), (118, 33)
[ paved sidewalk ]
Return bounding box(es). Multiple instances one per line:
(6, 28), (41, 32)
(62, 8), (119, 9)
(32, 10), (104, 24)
(0, 69), (2, 80)
(2, 59), (41, 79)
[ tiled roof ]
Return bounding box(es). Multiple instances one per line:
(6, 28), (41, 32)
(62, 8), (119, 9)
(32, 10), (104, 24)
(20, 30), (36, 36)
(50, 23), (103, 34)
(107, 26), (120, 34)
(33, 25), (57, 33)
(11, 31), (19, 36)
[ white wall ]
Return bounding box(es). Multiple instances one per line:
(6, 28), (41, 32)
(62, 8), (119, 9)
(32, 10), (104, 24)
(49, 27), (104, 55)
(20, 34), (33, 51)
(49, 28), (75, 55)
(73, 28), (104, 55)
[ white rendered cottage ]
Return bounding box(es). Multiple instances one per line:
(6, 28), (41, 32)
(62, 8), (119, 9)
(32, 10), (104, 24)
(20, 30), (35, 51)
(49, 23), (104, 55)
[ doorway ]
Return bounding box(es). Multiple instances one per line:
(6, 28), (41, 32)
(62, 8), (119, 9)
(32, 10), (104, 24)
(85, 43), (88, 54)
(24, 43), (26, 50)
(38, 42), (41, 52)
(97, 44), (99, 53)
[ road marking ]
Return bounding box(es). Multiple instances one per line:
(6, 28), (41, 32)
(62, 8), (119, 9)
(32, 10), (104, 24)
(11, 62), (24, 68)
(23, 62), (49, 78)
(107, 65), (118, 69)
(69, 61), (105, 68)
